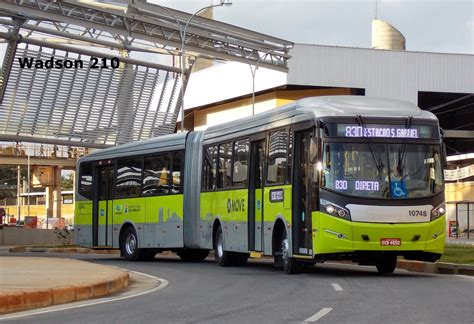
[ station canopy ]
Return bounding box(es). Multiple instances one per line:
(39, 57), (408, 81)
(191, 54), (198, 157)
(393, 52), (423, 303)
(0, 0), (293, 147)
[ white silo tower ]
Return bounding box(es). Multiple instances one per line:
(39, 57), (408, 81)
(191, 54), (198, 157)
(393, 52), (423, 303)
(372, 19), (406, 50)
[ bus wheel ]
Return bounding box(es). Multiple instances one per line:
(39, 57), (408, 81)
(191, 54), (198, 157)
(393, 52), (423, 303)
(376, 255), (397, 274)
(121, 226), (141, 261)
(214, 226), (232, 267)
(177, 249), (209, 262)
(281, 232), (300, 274)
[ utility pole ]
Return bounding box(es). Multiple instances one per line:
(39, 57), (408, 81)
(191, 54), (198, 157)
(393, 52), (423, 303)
(16, 165), (20, 223)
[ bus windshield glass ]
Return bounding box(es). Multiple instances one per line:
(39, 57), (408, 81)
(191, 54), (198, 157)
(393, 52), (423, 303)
(321, 143), (443, 199)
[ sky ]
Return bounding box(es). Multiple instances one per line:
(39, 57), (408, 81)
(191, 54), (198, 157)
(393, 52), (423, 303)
(155, 0), (474, 55)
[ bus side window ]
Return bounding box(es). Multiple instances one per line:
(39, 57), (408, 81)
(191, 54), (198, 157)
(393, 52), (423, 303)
(232, 139), (249, 188)
(217, 142), (232, 190)
(79, 163), (93, 200)
(143, 154), (170, 195)
(203, 146), (218, 191)
(116, 157), (142, 198)
(171, 151), (183, 194)
(267, 129), (288, 185)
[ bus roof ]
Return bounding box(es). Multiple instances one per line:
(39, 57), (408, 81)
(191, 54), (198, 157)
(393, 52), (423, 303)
(80, 131), (188, 163)
(296, 96), (432, 118)
(203, 96), (437, 141)
(78, 96), (438, 162)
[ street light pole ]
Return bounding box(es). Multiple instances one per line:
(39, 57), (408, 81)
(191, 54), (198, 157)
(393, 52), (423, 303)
(129, 1), (232, 132)
(179, 1), (232, 132)
(27, 149), (30, 218)
(243, 49), (280, 116)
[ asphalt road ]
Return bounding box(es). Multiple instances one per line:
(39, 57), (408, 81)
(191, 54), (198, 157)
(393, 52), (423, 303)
(2, 252), (473, 324)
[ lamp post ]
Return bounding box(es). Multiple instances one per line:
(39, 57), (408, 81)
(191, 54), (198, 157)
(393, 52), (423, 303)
(179, 1), (232, 132)
(243, 49), (281, 116)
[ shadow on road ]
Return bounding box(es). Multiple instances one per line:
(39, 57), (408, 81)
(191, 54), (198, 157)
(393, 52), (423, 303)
(95, 254), (435, 279)
(5, 251), (435, 279)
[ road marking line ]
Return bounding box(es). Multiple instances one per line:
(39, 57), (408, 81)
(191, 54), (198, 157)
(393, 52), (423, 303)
(304, 308), (333, 322)
(331, 283), (343, 291)
(0, 270), (168, 321)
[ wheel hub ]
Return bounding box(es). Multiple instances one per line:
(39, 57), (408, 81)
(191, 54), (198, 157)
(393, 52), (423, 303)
(125, 233), (136, 255)
(281, 237), (290, 266)
(217, 233), (224, 258)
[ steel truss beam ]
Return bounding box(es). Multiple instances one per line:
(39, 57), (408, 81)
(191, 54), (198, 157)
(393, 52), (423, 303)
(0, 0), (293, 72)
(0, 30), (181, 72)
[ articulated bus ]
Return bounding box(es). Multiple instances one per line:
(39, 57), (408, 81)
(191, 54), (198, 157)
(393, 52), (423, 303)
(75, 96), (446, 274)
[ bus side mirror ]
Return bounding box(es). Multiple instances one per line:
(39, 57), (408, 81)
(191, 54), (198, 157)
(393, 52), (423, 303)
(442, 142), (448, 168)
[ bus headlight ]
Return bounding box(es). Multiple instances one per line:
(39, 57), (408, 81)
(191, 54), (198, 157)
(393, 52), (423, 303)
(320, 199), (351, 220)
(431, 204), (446, 221)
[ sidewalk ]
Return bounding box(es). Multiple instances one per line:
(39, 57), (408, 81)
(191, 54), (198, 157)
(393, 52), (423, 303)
(445, 238), (474, 247)
(0, 257), (129, 314)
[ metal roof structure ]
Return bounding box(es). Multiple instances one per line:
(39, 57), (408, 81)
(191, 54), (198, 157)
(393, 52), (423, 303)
(0, 0), (293, 147)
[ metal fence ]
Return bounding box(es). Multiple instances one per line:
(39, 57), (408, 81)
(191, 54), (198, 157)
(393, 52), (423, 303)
(447, 201), (474, 239)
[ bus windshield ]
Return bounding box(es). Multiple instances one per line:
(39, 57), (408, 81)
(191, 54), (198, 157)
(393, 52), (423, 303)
(321, 143), (443, 199)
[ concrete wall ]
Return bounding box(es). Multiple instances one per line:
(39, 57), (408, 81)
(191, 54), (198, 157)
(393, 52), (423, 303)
(0, 227), (74, 246)
(185, 61), (287, 110)
(288, 44), (474, 104)
(1, 204), (74, 228)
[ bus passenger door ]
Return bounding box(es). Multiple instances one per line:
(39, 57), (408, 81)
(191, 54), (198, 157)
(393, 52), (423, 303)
(93, 165), (114, 247)
(292, 130), (315, 256)
(248, 140), (265, 251)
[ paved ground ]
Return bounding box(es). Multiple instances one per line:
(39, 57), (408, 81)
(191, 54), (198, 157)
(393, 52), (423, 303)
(0, 256), (129, 314)
(1, 251), (473, 324)
(0, 257), (126, 292)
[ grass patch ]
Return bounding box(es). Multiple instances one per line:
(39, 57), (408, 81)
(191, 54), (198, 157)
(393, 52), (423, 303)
(439, 246), (474, 264)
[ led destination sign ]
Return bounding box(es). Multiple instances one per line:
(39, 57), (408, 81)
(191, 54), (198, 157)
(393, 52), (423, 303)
(328, 124), (437, 139)
(345, 126), (418, 138)
(335, 180), (379, 191)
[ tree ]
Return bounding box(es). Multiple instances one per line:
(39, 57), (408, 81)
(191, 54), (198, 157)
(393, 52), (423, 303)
(61, 173), (74, 191)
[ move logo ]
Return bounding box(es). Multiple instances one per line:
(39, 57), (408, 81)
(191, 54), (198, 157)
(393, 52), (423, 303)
(227, 198), (245, 213)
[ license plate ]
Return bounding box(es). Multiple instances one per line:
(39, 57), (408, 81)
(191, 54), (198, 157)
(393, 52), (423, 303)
(380, 238), (401, 246)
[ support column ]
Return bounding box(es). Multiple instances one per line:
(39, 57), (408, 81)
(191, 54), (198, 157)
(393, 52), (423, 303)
(16, 165), (20, 222)
(53, 166), (62, 219)
(45, 186), (54, 226)
(0, 19), (23, 103)
(116, 49), (134, 144)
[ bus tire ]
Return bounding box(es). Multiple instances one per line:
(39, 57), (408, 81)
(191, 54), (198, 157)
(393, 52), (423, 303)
(177, 249), (209, 262)
(376, 255), (397, 274)
(281, 231), (300, 274)
(120, 226), (142, 261)
(214, 226), (232, 267)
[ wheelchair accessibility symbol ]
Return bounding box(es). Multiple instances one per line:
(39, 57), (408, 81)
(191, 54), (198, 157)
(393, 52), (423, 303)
(391, 181), (407, 198)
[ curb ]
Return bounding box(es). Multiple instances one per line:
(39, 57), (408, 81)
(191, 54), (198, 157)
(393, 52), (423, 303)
(397, 260), (474, 276)
(8, 246), (120, 255)
(0, 271), (129, 314)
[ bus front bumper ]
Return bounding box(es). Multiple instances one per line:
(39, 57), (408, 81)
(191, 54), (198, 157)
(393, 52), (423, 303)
(312, 212), (445, 260)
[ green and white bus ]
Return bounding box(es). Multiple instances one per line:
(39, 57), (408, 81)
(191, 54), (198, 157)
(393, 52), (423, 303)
(75, 96), (446, 274)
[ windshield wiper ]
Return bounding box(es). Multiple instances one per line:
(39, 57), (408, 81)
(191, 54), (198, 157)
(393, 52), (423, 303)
(356, 115), (385, 178)
(397, 116), (413, 180)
